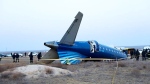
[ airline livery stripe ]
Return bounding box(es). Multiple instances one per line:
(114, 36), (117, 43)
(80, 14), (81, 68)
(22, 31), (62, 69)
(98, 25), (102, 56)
(41, 58), (125, 60)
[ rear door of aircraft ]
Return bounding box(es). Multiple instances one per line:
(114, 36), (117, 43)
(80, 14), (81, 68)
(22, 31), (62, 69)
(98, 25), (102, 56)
(88, 40), (99, 53)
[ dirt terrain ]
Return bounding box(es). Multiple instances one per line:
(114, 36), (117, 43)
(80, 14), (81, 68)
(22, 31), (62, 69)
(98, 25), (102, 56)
(0, 56), (150, 84)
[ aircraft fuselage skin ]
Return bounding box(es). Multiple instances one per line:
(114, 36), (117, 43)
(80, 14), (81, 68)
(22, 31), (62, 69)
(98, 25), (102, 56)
(43, 40), (127, 64)
(57, 41), (127, 59)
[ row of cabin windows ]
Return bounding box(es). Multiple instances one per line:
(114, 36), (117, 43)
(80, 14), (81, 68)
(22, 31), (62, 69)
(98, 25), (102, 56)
(99, 46), (124, 55)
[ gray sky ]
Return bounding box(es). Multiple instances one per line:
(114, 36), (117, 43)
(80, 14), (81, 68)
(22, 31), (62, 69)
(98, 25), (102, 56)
(0, 0), (150, 51)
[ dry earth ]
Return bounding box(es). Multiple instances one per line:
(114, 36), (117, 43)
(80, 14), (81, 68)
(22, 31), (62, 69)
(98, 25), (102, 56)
(0, 56), (150, 84)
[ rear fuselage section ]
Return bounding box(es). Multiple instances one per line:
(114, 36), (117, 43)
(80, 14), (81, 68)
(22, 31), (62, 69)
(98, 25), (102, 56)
(57, 41), (127, 59)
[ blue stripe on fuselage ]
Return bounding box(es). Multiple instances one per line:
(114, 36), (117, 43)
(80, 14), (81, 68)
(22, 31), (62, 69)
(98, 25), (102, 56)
(57, 41), (127, 59)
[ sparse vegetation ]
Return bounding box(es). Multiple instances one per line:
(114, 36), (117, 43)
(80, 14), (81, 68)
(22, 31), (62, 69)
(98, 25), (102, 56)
(131, 68), (141, 77)
(45, 68), (52, 74)
(0, 57), (150, 84)
(95, 64), (100, 67)
(1, 71), (25, 79)
(118, 62), (127, 67)
(50, 63), (67, 69)
(1, 71), (12, 78)
(0, 62), (27, 73)
(11, 72), (26, 79)
(143, 65), (146, 69)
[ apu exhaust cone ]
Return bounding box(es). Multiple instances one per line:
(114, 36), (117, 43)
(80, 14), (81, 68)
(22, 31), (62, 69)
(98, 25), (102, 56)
(40, 49), (59, 64)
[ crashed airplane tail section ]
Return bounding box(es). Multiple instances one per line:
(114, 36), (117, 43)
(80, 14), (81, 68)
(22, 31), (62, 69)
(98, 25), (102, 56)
(41, 12), (83, 64)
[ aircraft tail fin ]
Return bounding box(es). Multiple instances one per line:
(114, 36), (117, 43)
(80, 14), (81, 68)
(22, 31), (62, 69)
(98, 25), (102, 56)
(60, 12), (83, 45)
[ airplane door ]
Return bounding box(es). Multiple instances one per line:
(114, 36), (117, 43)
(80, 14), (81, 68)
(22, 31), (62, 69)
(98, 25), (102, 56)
(88, 41), (99, 53)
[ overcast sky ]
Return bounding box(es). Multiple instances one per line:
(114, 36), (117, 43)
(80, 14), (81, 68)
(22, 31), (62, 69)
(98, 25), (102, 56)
(0, 0), (150, 51)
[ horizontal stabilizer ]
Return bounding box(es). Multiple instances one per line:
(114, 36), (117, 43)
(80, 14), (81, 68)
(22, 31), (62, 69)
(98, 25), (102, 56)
(60, 12), (83, 45)
(40, 49), (59, 64)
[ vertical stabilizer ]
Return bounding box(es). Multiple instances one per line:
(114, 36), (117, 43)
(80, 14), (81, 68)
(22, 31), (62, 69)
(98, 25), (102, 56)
(60, 12), (83, 45)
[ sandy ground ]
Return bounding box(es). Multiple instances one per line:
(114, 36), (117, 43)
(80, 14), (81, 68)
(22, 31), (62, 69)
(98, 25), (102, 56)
(1, 64), (72, 79)
(0, 56), (150, 84)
